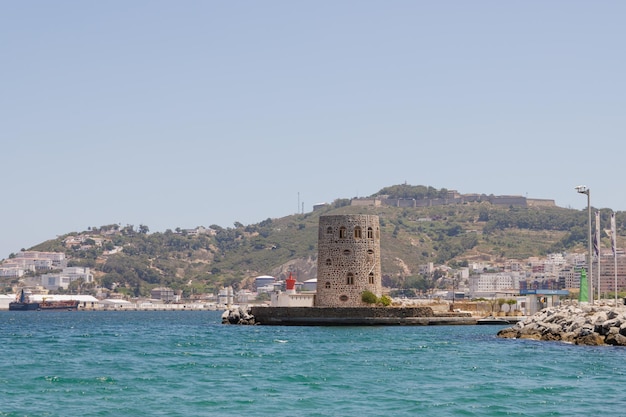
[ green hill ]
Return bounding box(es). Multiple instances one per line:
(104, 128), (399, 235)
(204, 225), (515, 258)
(10, 184), (621, 298)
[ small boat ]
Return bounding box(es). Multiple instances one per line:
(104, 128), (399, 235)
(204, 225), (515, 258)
(476, 315), (511, 325)
(9, 289), (79, 311)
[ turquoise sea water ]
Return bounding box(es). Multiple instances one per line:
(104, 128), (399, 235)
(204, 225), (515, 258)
(1, 311), (626, 417)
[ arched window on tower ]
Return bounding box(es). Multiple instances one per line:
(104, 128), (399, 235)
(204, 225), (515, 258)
(367, 227), (373, 239)
(326, 226), (333, 234)
(354, 226), (362, 238)
(346, 273), (354, 285)
(325, 258), (332, 266)
(339, 226), (347, 238)
(325, 282), (331, 289)
(368, 272), (375, 285)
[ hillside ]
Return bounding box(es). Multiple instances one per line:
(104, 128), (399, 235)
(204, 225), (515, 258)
(6, 184), (621, 298)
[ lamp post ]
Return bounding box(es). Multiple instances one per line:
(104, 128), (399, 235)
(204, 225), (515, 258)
(576, 185), (593, 304)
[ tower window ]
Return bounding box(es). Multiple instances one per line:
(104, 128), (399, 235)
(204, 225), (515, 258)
(325, 282), (331, 289)
(343, 249), (351, 256)
(346, 273), (354, 285)
(339, 226), (346, 238)
(367, 227), (373, 239)
(368, 272), (374, 285)
(354, 226), (362, 238)
(325, 258), (332, 266)
(326, 226), (333, 234)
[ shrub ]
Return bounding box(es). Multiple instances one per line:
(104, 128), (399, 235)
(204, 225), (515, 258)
(361, 290), (378, 304)
(379, 295), (392, 306)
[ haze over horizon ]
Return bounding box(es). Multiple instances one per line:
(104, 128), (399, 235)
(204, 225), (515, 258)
(3, 1), (625, 259)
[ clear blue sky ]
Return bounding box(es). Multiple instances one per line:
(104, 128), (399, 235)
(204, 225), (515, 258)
(2, 1), (625, 259)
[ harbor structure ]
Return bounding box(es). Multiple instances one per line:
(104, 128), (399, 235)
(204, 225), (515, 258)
(230, 213), (475, 325)
(315, 214), (382, 307)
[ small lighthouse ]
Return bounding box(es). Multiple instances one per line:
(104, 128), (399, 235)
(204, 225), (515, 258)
(285, 272), (296, 295)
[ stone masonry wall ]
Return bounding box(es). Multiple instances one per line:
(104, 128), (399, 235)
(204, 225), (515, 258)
(315, 215), (381, 307)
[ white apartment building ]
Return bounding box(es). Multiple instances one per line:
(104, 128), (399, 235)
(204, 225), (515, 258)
(0, 265), (25, 278)
(40, 267), (94, 290)
(218, 287), (234, 305)
(469, 272), (522, 298)
(1, 251), (68, 278)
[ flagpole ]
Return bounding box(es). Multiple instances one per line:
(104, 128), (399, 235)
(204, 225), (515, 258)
(596, 211), (601, 302)
(612, 212), (618, 305)
(614, 245), (618, 305)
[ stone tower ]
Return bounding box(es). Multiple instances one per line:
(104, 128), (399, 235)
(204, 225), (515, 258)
(315, 214), (382, 307)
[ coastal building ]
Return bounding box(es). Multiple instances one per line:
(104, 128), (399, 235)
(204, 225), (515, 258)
(270, 273), (315, 307)
(218, 286), (234, 306)
(469, 272), (522, 298)
(0, 265), (25, 278)
(39, 267), (94, 290)
(315, 214), (382, 307)
(151, 287), (176, 303)
(595, 252), (626, 294)
(0, 251), (68, 278)
(558, 266), (582, 289)
(255, 275), (276, 290)
(302, 278), (317, 291)
(14, 251), (67, 269)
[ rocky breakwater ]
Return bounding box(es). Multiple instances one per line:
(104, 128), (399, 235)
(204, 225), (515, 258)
(222, 305), (256, 325)
(498, 303), (626, 346)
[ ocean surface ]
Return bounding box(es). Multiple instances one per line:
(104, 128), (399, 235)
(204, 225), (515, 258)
(1, 311), (626, 417)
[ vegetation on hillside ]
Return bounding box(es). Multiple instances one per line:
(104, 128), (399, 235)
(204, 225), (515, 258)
(10, 184), (623, 299)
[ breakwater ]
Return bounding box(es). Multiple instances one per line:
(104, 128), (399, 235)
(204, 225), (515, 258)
(498, 302), (626, 346)
(222, 305), (475, 325)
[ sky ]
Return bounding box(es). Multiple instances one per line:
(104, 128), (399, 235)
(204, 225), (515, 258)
(2, 1), (625, 259)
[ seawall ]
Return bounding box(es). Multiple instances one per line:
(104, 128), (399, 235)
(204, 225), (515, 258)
(246, 306), (476, 326)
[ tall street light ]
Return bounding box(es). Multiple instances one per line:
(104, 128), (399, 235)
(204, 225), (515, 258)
(576, 185), (593, 304)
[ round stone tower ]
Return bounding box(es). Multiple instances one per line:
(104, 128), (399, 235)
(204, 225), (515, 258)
(315, 214), (382, 307)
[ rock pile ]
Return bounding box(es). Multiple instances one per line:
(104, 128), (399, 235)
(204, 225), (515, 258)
(221, 305), (256, 325)
(498, 302), (626, 346)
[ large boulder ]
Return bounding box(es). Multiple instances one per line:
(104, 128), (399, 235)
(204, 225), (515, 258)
(222, 305), (256, 325)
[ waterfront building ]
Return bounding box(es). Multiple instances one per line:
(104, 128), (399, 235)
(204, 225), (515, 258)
(558, 266), (582, 289)
(39, 267), (94, 290)
(218, 286), (234, 305)
(595, 252), (626, 294)
(254, 275), (276, 290)
(469, 272), (522, 298)
(151, 287), (176, 303)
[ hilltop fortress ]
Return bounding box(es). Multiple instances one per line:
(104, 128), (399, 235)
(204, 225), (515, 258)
(349, 190), (555, 209)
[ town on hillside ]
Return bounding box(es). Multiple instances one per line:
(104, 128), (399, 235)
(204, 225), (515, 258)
(1, 243), (622, 316)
